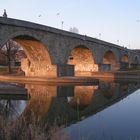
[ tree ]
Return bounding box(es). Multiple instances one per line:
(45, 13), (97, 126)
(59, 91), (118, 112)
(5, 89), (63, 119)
(0, 40), (21, 73)
(69, 27), (79, 34)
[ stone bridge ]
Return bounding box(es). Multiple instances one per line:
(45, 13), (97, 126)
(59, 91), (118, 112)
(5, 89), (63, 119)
(0, 17), (140, 77)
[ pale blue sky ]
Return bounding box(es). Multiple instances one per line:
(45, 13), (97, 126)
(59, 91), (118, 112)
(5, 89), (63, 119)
(0, 0), (140, 49)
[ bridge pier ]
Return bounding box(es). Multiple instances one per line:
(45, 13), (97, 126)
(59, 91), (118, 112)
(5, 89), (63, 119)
(57, 64), (74, 77)
(120, 62), (129, 70)
(21, 58), (57, 77)
(98, 64), (111, 72)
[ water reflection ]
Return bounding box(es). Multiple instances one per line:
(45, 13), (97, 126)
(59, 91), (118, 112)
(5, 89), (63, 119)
(0, 82), (27, 119)
(23, 85), (57, 121)
(65, 82), (140, 140)
(68, 86), (98, 111)
(1, 81), (139, 126)
(0, 81), (140, 127)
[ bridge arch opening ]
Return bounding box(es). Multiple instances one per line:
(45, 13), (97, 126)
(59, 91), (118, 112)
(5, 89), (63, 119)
(67, 45), (98, 76)
(1, 35), (56, 77)
(133, 56), (139, 64)
(130, 55), (140, 69)
(102, 50), (118, 71)
(120, 54), (129, 70)
(121, 54), (129, 63)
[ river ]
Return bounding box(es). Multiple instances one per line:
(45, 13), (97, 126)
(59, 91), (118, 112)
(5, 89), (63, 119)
(0, 80), (140, 140)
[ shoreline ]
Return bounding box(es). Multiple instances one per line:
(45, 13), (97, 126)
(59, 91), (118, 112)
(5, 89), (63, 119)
(0, 75), (99, 85)
(0, 71), (140, 85)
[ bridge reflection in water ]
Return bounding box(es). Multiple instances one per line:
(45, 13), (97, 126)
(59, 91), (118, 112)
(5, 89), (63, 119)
(0, 81), (139, 127)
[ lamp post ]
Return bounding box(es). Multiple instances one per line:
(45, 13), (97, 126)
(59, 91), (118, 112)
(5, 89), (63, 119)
(61, 21), (64, 30)
(3, 9), (7, 18)
(99, 33), (101, 39)
(117, 40), (119, 45)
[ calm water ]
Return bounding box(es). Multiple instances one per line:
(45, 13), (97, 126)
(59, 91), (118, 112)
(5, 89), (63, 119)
(0, 81), (140, 140)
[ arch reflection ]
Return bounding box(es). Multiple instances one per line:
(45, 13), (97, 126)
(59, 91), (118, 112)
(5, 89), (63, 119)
(21, 82), (140, 126)
(0, 81), (139, 126)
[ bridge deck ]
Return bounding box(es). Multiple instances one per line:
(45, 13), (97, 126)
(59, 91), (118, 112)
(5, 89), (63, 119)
(0, 16), (139, 55)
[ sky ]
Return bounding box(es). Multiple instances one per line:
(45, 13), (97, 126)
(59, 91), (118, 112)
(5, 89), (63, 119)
(0, 0), (140, 49)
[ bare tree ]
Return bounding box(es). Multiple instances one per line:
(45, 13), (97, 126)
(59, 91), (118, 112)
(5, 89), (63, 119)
(69, 27), (79, 34)
(0, 40), (21, 73)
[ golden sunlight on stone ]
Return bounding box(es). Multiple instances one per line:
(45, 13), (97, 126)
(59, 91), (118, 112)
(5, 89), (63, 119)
(67, 46), (98, 76)
(14, 39), (56, 77)
(22, 85), (57, 120)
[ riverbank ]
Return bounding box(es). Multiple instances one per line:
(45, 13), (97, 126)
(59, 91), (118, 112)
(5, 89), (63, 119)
(92, 71), (140, 81)
(0, 71), (140, 85)
(0, 114), (69, 140)
(0, 75), (99, 85)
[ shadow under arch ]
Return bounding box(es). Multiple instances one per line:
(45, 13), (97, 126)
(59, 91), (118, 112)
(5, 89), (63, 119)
(130, 55), (140, 69)
(1, 31), (56, 77)
(102, 50), (119, 71)
(9, 82), (140, 127)
(67, 45), (98, 76)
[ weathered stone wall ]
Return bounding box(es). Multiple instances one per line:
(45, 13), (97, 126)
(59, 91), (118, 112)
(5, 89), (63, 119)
(67, 46), (98, 75)
(21, 59), (56, 77)
(57, 64), (74, 77)
(16, 39), (57, 77)
(0, 17), (140, 76)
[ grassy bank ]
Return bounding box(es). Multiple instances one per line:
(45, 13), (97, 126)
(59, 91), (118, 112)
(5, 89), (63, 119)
(0, 114), (69, 140)
(0, 67), (9, 74)
(0, 66), (25, 76)
(0, 67), (19, 74)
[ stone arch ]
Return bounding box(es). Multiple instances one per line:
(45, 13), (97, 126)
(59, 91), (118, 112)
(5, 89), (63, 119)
(1, 30), (48, 48)
(103, 50), (116, 64)
(102, 50), (119, 71)
(120, 54), (129, 70)
(133, 55), (139, 64)
(67, 45), (98, 76)
(130, 55), (140, 69)
(121, 54), (129, 63)
(1, 31), (56, 77)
